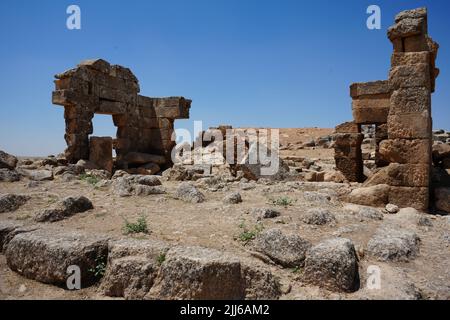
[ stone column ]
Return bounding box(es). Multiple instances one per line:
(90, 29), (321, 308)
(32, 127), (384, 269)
(333, 122), (364, 182)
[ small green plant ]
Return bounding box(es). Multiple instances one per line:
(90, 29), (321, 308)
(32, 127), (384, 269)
(292, 266), (301, 274)
(157, 252), (166, 265)
(123, 215), (149, 234)
(269, 196), (294, 207)
(79, 173), (100, 186)
(89, 256), (107, 278)
(237, 222), (264, 245)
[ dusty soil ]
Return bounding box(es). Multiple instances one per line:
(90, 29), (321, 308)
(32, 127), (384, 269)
(1, 128), (449, 300)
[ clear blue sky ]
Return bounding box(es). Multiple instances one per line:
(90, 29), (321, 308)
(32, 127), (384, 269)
(0, 0), (449, 156)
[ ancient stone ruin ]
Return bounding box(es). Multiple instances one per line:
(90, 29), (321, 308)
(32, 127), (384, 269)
(334, 8), (439, 211)
(52, 59), (191, 172)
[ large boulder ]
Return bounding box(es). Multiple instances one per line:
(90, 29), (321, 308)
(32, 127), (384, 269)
(147, 246), (244, 299)
(35, 196), (94, 222)
(18, 169), (54, 181)
(0, 194), (30, 213)
(175, 182), (205, 203)
(5, 228), (109, 287)
(303, 238), (360, 292)
(0, 169), (20, 182)
(255, 228), (311, 268)
(113, 175), (163, 197)
(0, 150), (18, 170)
(101, 238), (170, 299)
(347, 184), (390, 207)
(367, 227), (421, 262)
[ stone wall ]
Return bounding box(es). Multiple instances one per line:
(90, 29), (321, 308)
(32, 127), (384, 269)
(334, 7), (439, 211)
(52, 59), (191, 171)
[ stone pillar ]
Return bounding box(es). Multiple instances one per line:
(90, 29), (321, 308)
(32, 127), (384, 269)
(380, 7), (439, 210)
(333, 122), (364, 182)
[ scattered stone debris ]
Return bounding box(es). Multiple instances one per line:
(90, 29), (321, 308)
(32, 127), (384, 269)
(251, 208), (281, 220)
(0, 169), (20, 182)
(223, 192), (242, 204)
(34, 196), (94, 222)
(0, 194), (30, 213)
(175, 182), (206, 203)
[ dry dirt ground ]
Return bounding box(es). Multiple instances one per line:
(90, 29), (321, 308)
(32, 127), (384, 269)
(1, 128), (449, 300)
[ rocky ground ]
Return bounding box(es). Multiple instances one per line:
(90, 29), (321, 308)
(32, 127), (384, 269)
(0, 128), (449, 300)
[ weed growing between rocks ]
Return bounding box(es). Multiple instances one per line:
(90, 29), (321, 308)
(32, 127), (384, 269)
(237, 221), (264, 245)
(123, 215), (149, 235)
(269, 196), (295, 207)
(79, 173), (100, 186)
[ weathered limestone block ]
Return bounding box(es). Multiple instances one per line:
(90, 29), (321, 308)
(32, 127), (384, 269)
(6, 229), (109, 287)
(147, 246), (244, 300)
(153, 97), (191, 119)
(394, 7), (427, 23)
(388, 186), (429, 211)
(389, 64), (430, 90)
(389, 87), (430, 114)
(379, 139), (430, 164)
(333, 132), (364, 182)
(335, 121), (360, 134)
(391, 52), (430, 67)
(89, 137), (113, 172)
(388, 17), (426, 41)
(365, 163), (430, 187)
(352, 100), (390, 124)
(387, 111), (432, 139)
(350, 81), (391, 99)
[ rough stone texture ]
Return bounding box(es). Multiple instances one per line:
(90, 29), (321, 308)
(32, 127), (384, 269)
(0, 194), (30, 213)
(0, 169), (20, 182)
(347, 184), (390, 207)
(333, 132), (364, 182)
(34, 196), (94, 222)
(251, 208), (280, 220)
(100, 238), (170, 299)
(303, 238), (359, 292)
(380, 139), (431, 164)
(302, 208), (336, 225)
(255, 228), (311, 268)
(364, 163), (430, 188)
(52, 59), (191, 166)
(0, 221), (23, 252)
(147, 246), (244, 300)
(113, 175), (163, 197)
(367, 227), (421, 262)
(223, 192), (242, 204)
(5, 228), (109, 287)
(389, 186), (429, 211)
(89, 136), (113, 172)
(18, 169), (54, 181)
(0, 150), (18, 169)
(175, 182), (205, 203)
